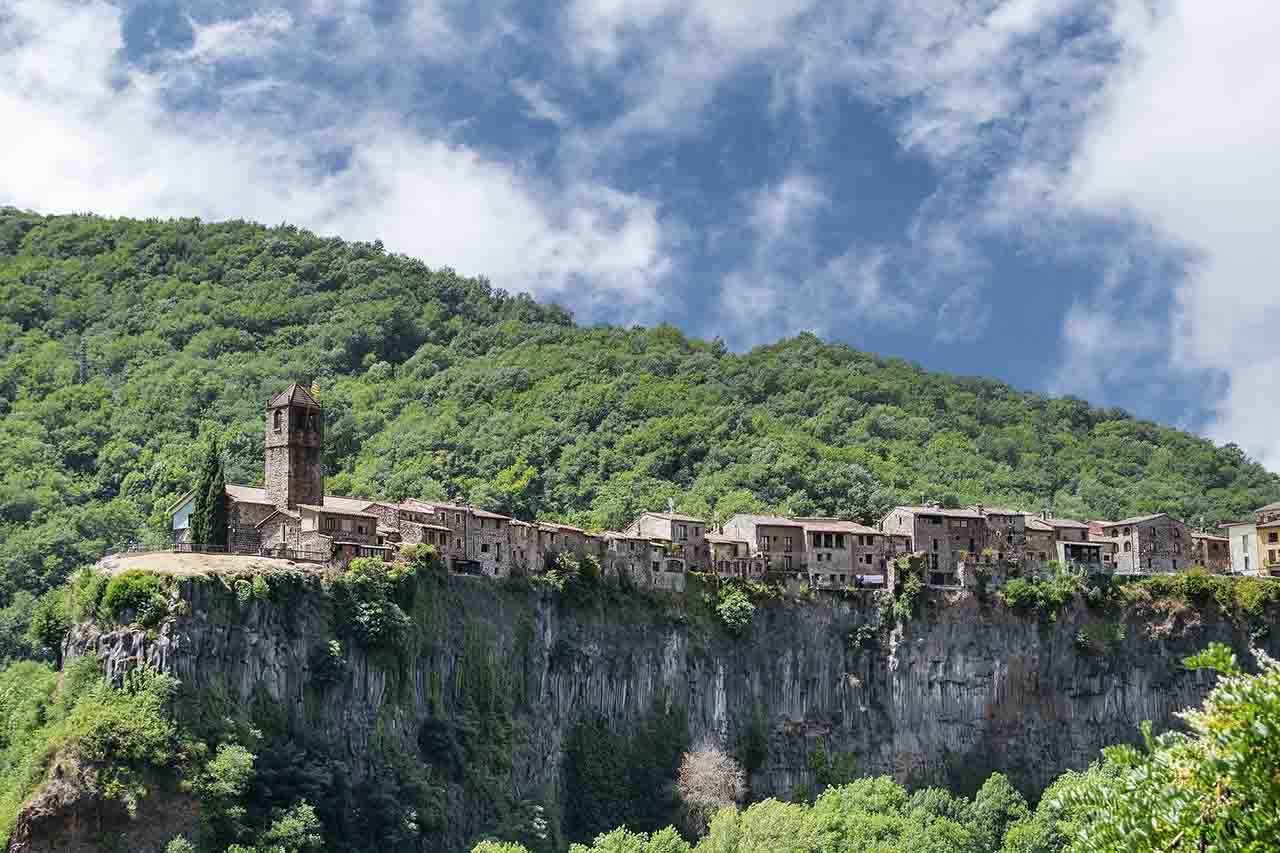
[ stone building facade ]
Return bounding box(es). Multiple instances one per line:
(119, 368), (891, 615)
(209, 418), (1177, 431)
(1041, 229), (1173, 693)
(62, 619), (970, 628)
(880, 506), (986, 586)
(623, 511), (709, 571)
(1098, 514), (1192, 574)
(722, 515), (807, 576)
(264, 384), (325, 511)
(1191, 532), (1231, 573)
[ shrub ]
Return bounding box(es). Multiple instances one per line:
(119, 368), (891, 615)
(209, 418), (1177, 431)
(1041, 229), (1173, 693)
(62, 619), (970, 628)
(99, 570), (169, 626)
(26, 588), (70, 659)
(332, 558), (416, 649)
(716, 588), (755, 635)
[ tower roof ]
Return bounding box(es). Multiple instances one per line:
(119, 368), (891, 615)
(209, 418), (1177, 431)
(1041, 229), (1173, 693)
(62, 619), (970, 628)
(266, 382), (321, 409)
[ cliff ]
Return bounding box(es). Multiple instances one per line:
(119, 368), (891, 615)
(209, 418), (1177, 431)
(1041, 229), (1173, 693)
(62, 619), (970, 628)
(41, 570), (1278, 851)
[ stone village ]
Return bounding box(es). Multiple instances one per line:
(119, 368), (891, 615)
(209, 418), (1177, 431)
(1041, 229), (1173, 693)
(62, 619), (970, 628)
(169, 385), (1280, 593)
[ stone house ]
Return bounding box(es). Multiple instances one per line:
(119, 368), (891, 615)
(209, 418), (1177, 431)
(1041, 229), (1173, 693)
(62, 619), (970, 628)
(604, 533), (655, 586)
(721, 514), (807, 575)
(1098, 513), (1192, 574)
(705, 533), (766, 580)
(1023, 516), (1057, 566)
(468, 508), (512, 577)
(1191, 532), (1231, 574)
(795, 519), (884, 589)
(880, 506), (986, 587)
(623, 511), (709, 571)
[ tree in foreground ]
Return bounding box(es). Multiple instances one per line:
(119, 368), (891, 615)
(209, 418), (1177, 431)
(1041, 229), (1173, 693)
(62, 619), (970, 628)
(1064, 642), (1280, 852)
(189, 437), (227, 548)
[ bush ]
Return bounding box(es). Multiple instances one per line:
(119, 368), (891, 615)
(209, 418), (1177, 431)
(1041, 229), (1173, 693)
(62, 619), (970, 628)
(998, 569), (1084, 619)
(716, 588), (755, 635)
(99, 570), (169, 626)
(26, 588), (69, 659)
(332, 558), (416, 649)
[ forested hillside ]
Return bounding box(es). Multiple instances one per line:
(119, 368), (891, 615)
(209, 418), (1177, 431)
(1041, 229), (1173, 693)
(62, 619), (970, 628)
(2, 208), (1277, 607)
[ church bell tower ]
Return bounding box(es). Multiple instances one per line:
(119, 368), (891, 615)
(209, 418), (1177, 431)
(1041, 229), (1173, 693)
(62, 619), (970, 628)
(264, 383), (324, 510)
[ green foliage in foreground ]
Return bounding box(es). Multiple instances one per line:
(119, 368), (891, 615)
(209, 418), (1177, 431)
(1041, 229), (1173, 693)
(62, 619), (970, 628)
(3, 208), (1279, 618)
(482, 772), (1031, 853)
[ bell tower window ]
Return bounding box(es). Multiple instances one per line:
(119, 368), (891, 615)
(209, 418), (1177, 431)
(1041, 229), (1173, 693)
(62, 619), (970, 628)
(273, 409), (282, 431)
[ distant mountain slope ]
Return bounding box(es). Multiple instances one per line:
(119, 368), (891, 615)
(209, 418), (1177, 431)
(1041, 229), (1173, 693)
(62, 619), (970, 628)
(1, 208), (1276, 599)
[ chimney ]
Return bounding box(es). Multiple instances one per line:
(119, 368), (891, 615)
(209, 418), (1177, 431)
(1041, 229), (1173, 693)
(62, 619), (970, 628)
(976, 503), (985, 516)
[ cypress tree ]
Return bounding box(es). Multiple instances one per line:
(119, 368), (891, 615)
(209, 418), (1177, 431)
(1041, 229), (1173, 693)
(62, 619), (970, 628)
(207, 458), (228, 549)
(190, 438), (220, 547)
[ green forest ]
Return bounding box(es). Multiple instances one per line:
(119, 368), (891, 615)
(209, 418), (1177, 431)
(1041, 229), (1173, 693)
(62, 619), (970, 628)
(2, 208), (1277, 613)
(3, 210), (1280, 852)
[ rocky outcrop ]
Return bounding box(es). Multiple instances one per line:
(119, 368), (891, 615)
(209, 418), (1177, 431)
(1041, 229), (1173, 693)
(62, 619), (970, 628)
(7, 755), (196, 853)
(58, 572), (1277, 850)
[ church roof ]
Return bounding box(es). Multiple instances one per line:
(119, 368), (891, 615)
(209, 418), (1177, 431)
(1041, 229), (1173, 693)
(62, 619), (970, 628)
(266, 382), (321, 410)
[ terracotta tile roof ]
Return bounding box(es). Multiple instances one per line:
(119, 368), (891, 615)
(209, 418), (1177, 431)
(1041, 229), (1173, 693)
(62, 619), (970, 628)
(1255, 501), (1280, 513)
(253, 508), (300, 529)
(795, 518), (880, 535)
(1191, 532), (1229, 542)
(1220, 519), (1257, 528)
(398, 498), (438, 514)
(704, 533), (749, 544)
(266, 382), (321, 409)
(470, 507), (511, 520)
(972, 506), (1025, 516)
(1099, 513), (1169, 527)
(640, 511), (706, 523)
(321, 495), (380, 514)
(225, 484), (272, 505)
(898, 506), (985, 519)
(605, 531), (648, 540)
(726, 514), (806, 527)
(1042, 517), (1091, 530)
(402, 520), (453, 532)
(296, 503), (378, 519)
(1024, 516), (1055, 532)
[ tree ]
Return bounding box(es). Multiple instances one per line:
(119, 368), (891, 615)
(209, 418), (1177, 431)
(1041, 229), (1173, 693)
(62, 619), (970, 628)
(206, 454), (228, 549)
(189, 437), (224, 548)
(1066, 643), (1280, 852)
(677, 747), (746, 834)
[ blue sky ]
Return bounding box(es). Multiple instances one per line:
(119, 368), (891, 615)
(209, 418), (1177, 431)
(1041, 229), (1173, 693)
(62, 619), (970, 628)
(4, 0), (1280, 466)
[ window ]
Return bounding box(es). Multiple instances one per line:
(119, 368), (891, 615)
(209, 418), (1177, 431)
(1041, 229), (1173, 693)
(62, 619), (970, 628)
(1124, 527), (1131, 535)
(323, 517), (337, 531)
(481, 543), (490, 554)
(273, 409), (282, 431)
(1124, 542), (1132, 552)
(677, 524), (688, 541)
(783, 536), (793, 552)
(1270, 532), (1278, 544)
(693, 527), (700, 537)
(783, 555), (792, 569)
(1111, 529), (1118, 537)
(357, 523), (366, 535)
(652, 561), (660, 572)
(1173, 527), (1181, 538)
(932, 538), (939, 551)
(835, 534), (846, 549)
(495, 544), (502, 562)
(1271, 549), (1277, 564)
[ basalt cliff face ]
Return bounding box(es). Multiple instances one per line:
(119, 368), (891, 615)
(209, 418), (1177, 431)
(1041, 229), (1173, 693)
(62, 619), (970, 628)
(40, 574), (1275, 852)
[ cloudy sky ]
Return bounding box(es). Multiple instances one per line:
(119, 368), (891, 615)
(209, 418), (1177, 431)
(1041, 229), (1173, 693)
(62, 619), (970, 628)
(4, 0), (1280, 465)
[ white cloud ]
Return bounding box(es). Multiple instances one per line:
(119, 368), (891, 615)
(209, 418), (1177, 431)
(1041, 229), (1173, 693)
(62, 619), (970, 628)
(1059, 0), (1280, 464)
(746, 173), (827, 243)
(0, 0), (675, 316)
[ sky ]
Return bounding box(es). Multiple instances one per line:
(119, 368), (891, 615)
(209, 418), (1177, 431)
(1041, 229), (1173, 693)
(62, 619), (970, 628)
(3, 0), (1280, 467)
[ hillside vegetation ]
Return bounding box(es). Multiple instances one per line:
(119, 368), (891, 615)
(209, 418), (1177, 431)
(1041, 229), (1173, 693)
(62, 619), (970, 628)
(2, 208), (1278, 611)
